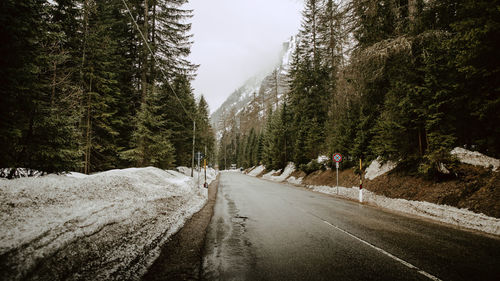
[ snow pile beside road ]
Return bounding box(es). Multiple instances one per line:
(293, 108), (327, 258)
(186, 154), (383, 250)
(0, 167), (208, 281)
(265, 163), (296, 182)
(287, 176), (303, 185)
(248, 165), (265, 176)
(176, 166), (218, 185)
(65, 171), (88, 178)
(365, 158), (397, 180)
(451, 147), (499, 171)
(262, 169), (279, 179)
(308, 185), (500, 235)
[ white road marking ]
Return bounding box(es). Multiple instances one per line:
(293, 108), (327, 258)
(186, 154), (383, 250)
(321, 220), (442, 281)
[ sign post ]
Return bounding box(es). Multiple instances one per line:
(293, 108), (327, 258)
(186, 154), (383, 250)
(196, 152), (204, 188)
(333, 153), (342, 195)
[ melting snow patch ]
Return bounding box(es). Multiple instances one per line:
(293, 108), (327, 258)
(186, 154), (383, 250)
(287, 176), (303, 185)
(365, 158), (397, 180)
(248, 165), (265, 177)
(176, 166), (217, 186)
(0, 167), (211, 281)
(451, 147), (499, 171)
(262, 169), (279, 179)
(317, 155), (329, 164)
(265, 163), (296, 182)
(65, 172), (88, 178)
(307, 185), (500, 236)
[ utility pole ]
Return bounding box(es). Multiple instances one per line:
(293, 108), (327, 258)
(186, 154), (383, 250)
(204, 145), (207, 187)
(191, 120), (196, 177)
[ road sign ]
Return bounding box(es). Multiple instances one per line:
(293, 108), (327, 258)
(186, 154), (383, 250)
(333, 153), (342, 163)
(195, 152), (204, 161)
(333, 153), (342, 193)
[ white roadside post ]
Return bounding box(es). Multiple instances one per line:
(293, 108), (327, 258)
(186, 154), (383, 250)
(333, 153), (342, 195)
(359, 159), (363, 203)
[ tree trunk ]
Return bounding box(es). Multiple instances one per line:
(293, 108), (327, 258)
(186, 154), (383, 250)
(81, 0), (89, 174)
(84, 75), (92, 174)
(52, 60), (56, 105)
(141, 0), (149, 103)
(418, 128), (423, 156)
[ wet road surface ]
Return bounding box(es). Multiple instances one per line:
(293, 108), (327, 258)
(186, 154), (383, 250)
(201, 172), (500, 281)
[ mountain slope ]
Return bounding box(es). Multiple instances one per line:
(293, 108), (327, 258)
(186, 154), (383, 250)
(210, 36), (298, 137)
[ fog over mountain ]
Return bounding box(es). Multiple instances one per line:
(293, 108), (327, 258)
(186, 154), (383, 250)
(210, 36), (299, 138)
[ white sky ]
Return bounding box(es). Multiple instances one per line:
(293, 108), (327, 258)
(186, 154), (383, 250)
(184, 0), (303, 114)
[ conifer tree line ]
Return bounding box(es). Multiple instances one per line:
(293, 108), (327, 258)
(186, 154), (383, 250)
(0, 0), (215, 177)
(220, 0), (499, 176)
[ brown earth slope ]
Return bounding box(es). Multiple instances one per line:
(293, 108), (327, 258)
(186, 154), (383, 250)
(300, 164), (499, 218)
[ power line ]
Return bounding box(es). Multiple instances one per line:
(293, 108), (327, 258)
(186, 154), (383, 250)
(121, 0), (198, 177)
(121, 0), (194, 122)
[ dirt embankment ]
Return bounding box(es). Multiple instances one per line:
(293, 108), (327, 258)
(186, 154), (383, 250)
(301, 165), (500, 218)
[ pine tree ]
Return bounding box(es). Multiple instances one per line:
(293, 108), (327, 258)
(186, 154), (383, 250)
(196, 95), (215, 165)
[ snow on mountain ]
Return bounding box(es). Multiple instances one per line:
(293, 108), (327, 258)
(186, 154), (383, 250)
(210, 36), (299, 137)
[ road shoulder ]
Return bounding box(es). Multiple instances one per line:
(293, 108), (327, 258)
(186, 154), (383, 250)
(141, 174), (220, 281)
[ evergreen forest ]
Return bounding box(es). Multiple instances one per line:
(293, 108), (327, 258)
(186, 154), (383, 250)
(0, 0), (215, 177)
(218, 0), (500, 177)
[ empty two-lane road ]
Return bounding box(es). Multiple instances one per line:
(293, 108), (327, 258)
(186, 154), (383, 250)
(201, 172), (500, 281)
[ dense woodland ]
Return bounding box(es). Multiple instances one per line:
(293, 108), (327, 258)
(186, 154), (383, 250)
(0, 0), (215, 177)
(219, 0), (500, 176)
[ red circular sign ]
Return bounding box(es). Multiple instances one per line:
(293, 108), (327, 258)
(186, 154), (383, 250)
(333, 153), (342, 162)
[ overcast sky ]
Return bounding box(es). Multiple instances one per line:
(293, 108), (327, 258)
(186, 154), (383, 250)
(184, 0), (303, 114)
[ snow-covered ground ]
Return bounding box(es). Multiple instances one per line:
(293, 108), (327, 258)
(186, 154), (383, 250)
(262, 169), (279, 179)
(317, 155), (329, 164)
(264, 163), (296, 182)
(451, 147), (499, 171)
(176, 166), (217, 186)
(364, 158), (397, 180)
(0, 167), (213, 281)
(307, 185), (500, 236)
(287, 176), (303, 185)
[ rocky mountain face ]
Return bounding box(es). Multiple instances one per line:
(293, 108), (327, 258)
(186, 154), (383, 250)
(210, 36), (298, 137)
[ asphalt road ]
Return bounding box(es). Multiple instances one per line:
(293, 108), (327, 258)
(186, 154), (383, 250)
(201, 172), (500, 281)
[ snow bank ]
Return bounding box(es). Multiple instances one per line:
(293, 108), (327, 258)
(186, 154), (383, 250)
(287, 176), (303, 185)
(0, 167), (208, 281)
(365, 158), (397, 180)
(65, 171), (88, 178)
(317, 155), (329, 164)
(176, 166), (218, 186)
(451, 147), (499, 171)
(307, 185), (500, 236)
(248, 165), (265, 177)
(264, 163), (296, 182)
(262, 169), (279, 179)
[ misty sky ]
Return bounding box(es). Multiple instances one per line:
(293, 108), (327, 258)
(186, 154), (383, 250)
(185, 0), (303, 114)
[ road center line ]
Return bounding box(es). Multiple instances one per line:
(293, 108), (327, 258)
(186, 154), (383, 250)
(321, 219), (442, 281)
